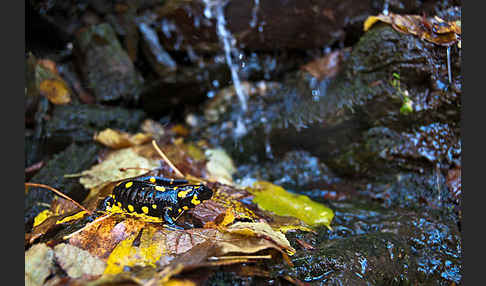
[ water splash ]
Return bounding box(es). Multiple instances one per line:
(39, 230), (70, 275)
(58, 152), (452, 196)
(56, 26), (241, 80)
(250, 0), (260, 28)
(203, 0), (248, 112)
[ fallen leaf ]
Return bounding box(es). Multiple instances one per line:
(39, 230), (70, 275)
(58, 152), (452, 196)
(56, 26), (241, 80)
(301, 49), (349, 80)
(364, 13), (460, 46)
(94, 128), (153, 149)
(79, 147), (160, 189)
(68, 216), (145, 259)
(39, 79), (71, 105)
(250, 181), (334, 229)
(205, 149), (236, 185)
(54, 243), (106, 278)
(224, 222), (295, 255)
(104, 225), (170, 275)
(25, 243), (54, 286)
(33, 209), (54, 227)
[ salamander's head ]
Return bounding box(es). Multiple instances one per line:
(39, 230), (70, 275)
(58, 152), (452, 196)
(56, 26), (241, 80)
(195, 184), (213, 201)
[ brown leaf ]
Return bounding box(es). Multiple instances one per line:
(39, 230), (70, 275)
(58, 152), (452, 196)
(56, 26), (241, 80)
(363, 13), (460, 46)
(301, 49), (348, 80)
(39, 79), (72, 105)
(68, 216), (145, 259)
(446, 166), (461, 200)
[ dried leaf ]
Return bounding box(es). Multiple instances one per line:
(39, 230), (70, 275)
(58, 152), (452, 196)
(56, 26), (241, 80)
(94, 128), (153, 149)
(363, 13), (460, 46)
(250, 181), (334, 229)
(79, 148), (160, 189)
(39, 79), (71, 105)
(54, 243), (106, 278)
(224, 222), (295, 255)
(205, 149), (236, 185)
(25, 243), (54, 286)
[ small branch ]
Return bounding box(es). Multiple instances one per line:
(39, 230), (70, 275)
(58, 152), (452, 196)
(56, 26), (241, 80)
(25, 161), (44, 173)
(25, 182), (92, 215)
(207, 255), (272, 261)
(151, 140), (184, 178)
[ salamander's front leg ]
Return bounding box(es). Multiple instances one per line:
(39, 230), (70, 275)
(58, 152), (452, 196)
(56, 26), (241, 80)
(163, 207), (183, 230)
(100, 196), (114, 211)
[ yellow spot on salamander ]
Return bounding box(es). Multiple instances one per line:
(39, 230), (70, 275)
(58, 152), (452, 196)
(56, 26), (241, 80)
(141, 206), (149, 214)
(149, 177), (156, 183)
(183, 206), (189, 211)
(128, 205), (134, 212)
(152, 204), (157, 209)
(117, 202), (122, 207)
(155, 186), (166, 192)
(125, 181), (133, 188)
(178, 209), (182, 213)
(178, 190), (189, 198)
(191, 195), (201, 206)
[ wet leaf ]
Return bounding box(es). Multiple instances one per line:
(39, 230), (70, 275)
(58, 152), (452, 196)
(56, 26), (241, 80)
(79, 147), (160, 189)
(39, 79), (72, 105)
(364, 13), (460, 46)
(104, 225), (169, 275)
(25, 243), (54, 286)
(94, 128), (153, 149)
(301, 49), (349, 80)
(68, 216), (145, 259)
(54, 243), (106, 278)
(250, 181), (334, 229)
(33, 209), (54, 227)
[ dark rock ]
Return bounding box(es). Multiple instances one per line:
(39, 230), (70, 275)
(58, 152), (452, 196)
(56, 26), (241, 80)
(74, 23), (144, 102)
(138, 21), (177, 75)
(237, 150), (342, 191)
(328, 123), (461, 178)
(150, 0), (373, 51)
(25, 143), (100, 232)
(279, 203), (462, 285)
(44, 104), (146, 153)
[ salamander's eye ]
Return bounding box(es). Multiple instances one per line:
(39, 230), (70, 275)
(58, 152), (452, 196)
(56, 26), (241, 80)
(196, 185), (213, 201)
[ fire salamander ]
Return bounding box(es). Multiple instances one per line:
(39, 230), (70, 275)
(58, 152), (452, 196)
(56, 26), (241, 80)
(102, 176), (213, 227)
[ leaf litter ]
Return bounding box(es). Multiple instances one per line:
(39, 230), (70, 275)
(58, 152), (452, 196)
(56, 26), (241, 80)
(25, 123), (335, 285)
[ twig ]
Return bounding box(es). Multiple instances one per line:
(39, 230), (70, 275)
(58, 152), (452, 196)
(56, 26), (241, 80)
(151, 140), (184, 178)
(25, 161), (44, 173)
(25, 182), (92, 215)
(207, 255), (272, 261)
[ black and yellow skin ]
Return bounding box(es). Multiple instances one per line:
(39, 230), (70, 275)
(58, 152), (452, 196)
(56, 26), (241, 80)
(102, 176), (213, 227)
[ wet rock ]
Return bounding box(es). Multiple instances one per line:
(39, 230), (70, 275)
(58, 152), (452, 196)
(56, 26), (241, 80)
(25, 143), (100, 232)
(196, 22), (461, 167)
(150, 0), (372, 51)
(279, 202), (462, 285)
(73, 23), (144, 102)
(328, 123), (461, 178)
(236, 150), (342, 191)
(44, 104), (146, 153)
(137, 21), (177, 75)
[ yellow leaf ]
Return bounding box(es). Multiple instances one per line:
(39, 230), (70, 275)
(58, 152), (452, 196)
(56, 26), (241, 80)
(39, 79), (71, 105)
(78, 148), (160, 189)
(33, 210), (54, 227)
(94, 128), (153, 149)
(56, 210), (89, 225)
(250, 181), (334, 229)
